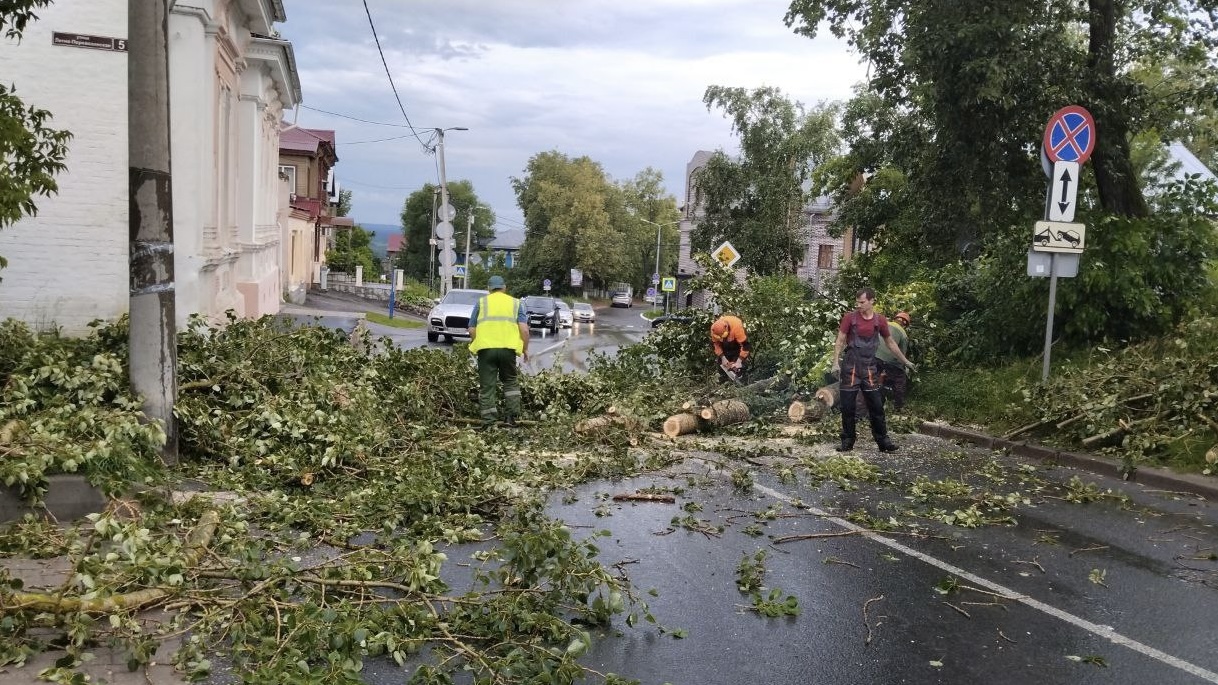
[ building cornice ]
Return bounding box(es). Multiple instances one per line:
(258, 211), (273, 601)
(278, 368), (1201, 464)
(248, 36), (302, 107)
(170, 4), (218, 31)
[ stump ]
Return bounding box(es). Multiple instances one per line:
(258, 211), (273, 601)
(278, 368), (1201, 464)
(699, 399), (750, 427)
(662, 412), (702, 437)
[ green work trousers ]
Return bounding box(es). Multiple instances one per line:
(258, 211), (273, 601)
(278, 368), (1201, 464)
(476, 348), (522, 424)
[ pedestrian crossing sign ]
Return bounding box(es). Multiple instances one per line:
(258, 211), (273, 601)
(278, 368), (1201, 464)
(711, 241), (740, 268)
(661, 276), (676, 292)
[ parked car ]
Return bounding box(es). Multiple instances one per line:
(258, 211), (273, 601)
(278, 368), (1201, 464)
(611, 292), (633, 308)
(572, 302), (596, 323)
(556, 300), (573, 328)
(521, 295), (561, 334)
(426, 288), (488, 343)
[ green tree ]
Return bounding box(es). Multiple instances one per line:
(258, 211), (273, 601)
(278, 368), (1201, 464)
(327, 225), (379, 277)
(396, 181), (493, 287)
(1, 0), (73, 272)
(693, 86), (840, 275)
(511, 151), (627, 294)
(335, 188), (353, 217)
(619, 168), (681, 290)
(785, 0), (1218, 223)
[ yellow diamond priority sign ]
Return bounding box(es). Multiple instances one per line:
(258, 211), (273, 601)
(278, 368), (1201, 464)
(711, 241), (740, 268)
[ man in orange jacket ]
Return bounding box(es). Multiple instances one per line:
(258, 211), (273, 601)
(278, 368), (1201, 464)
(710, 315), (751, 382)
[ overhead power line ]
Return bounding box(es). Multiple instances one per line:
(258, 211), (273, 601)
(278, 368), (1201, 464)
(361, 0), (429, 150)
(298, 104), (413, 128)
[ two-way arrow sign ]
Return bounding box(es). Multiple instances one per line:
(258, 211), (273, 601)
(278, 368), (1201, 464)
(1048, 160), (1079, 222)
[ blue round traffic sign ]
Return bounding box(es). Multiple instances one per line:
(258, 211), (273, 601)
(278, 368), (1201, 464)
(543, 279), (551, 287)
(1043, 105), (1095, 164)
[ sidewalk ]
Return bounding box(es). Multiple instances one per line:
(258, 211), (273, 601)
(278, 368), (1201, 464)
(918, 420), (1218, 501)
(0, 557), (190, 684)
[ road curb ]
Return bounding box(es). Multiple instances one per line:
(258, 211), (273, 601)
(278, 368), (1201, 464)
(917, 420), (1218, 501)
(1, 474), (108, 523)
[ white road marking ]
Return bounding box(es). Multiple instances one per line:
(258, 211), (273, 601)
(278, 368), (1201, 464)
(747, 479), (1218, 683)
(534, 340), (566, 357)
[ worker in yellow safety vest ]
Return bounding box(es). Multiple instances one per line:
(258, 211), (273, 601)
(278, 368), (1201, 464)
(468, 275), (530, 429)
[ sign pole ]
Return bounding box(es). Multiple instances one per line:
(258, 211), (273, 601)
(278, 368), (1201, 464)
(1041, 253), (1057, 381)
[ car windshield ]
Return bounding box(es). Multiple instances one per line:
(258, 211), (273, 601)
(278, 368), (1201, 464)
(523, 296), (556, 308)
(442, 290), (486, 305)
(556, 301), (570, 310)
(574, 303), (592, 311)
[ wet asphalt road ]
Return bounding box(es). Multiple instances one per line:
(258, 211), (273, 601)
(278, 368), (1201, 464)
(549, 436), (1218, 685)
(277, 292), (1218, 684)
(287, 290), (652, 371)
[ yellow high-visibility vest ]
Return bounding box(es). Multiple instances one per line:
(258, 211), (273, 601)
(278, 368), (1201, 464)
(468, 291), (523, 354)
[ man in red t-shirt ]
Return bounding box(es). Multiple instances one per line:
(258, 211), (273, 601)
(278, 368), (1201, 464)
(831, 288), (915, 453)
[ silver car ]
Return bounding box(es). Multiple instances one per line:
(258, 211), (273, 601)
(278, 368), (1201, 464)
(426, 288), (488, 343)
(556, 301), (573, 328)
(572, 302), (595, 323)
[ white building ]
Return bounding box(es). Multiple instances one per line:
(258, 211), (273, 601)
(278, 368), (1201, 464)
(0, 0), (300, 333)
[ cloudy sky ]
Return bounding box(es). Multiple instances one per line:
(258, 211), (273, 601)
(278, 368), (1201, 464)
(277, 0), (868, 233)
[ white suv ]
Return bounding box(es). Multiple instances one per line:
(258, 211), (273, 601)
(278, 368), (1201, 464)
(426, 289), (488, 343)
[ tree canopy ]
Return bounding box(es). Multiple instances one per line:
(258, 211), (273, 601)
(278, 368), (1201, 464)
(510, 151), (679, 294)
(693, 86), (840, 276)
(396, 181), (494, 286)
(784, 0), (1218, 356)
(1, 0), (72, 272)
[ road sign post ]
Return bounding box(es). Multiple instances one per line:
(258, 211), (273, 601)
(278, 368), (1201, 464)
(711, 242), (741, 268)
(1037, 105), (1095, 381)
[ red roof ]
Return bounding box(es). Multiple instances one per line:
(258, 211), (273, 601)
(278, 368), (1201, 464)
(280, 125), (336, 155)
(387, 234), (404, 252)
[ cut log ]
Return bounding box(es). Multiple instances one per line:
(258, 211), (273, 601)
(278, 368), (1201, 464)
(700, 399), (750, 426)
(787, 399), (827, 423)
(574, 414), (632, 434)
(662, 412), (702, 437)
(815, 384), (839, 409)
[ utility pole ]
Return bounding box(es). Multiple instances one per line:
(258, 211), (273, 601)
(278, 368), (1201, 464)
(429, 189), (438, 294)
(432, 127), (466, 296)
(128, 0), (178, 463)
(463, 211), (474, 288)
(436, 129), (452, 295)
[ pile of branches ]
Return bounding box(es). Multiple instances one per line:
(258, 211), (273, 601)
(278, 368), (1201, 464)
(1016, 316), (1218, 473)
(0, 318), (165, 500)
(2, 314), (694, 683)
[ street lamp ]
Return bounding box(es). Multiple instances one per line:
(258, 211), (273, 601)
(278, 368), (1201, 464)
(432, 126), (468, 295)
(639, 218), (680, 307)
(463, 203), (494, 288)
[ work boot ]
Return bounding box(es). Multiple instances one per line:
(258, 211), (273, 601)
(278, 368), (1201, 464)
(861, 390), (898, 453)
(837, 399), (857, 452)
(504, 415), (518, 428)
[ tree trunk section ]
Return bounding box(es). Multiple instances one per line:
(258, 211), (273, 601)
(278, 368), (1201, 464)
(663, 412), (702, 437)
(815, 384), (839, 409)
(700, 399), (750, 426)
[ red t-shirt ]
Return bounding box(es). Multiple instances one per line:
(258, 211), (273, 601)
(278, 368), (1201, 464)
(839, 312), (891, 340)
